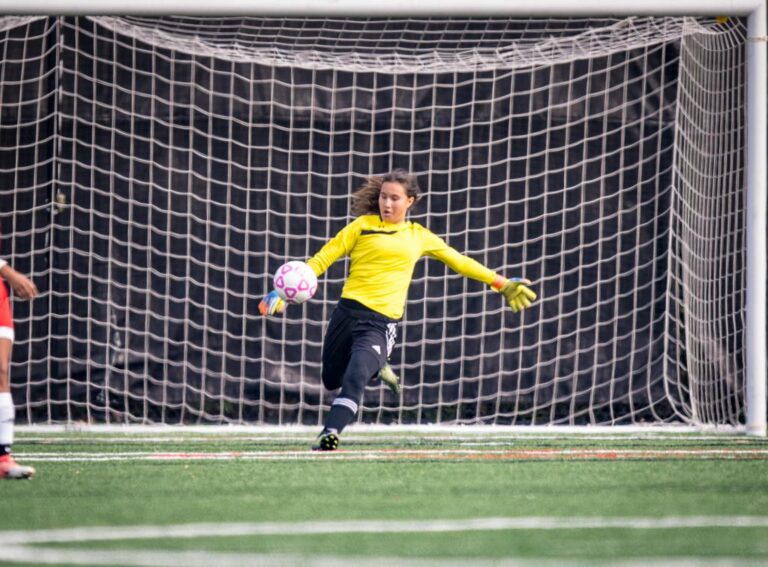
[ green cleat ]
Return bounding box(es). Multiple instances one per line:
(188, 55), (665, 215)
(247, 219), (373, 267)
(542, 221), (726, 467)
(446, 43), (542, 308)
(377, 364), (401, 395)
(311, 431), (340, 451)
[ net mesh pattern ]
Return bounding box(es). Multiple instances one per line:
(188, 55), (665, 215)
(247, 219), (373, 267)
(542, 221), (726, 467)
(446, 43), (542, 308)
(0, 15), (746, 425)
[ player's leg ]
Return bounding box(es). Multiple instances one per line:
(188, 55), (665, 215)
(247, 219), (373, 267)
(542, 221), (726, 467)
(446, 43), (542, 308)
(0, 338), (35, 480)
(320, 305), (354, 391)
(314, 304), (356, 451)
(376, 322), (400, 394)
(314, 348), (382, 451)
(314, 317), (389, 451)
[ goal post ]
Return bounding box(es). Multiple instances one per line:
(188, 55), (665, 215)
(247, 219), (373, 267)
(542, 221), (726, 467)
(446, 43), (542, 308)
(0, 0), (762, 16)
(0, 2), (764, 434)
(745, 0), (767, 436)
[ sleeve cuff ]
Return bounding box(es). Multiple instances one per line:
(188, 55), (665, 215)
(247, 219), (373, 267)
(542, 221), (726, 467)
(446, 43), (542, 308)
(0, 258), (7, 270)
(490, 274), (507, 291)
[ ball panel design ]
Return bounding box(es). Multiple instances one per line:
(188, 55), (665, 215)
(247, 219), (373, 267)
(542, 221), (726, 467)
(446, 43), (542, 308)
(273, 261), (318, 304)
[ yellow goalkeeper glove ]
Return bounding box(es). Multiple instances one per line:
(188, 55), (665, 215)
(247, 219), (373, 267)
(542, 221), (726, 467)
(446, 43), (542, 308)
(258, 290), (286, 316)
(492, 276), (537, 313)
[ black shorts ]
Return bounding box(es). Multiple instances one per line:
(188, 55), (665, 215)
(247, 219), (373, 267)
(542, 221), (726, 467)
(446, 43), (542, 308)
(321, 298), (398, 391)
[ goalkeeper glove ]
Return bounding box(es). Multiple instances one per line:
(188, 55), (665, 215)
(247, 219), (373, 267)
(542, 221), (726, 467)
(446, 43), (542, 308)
(258, 290), (286, 316)
(492, 276), (537, 313)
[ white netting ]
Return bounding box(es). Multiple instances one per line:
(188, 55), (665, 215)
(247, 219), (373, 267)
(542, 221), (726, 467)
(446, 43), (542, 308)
(666, 26), (747, 424)
(0, 15), (747, 426)
(95, 16), (717, 72)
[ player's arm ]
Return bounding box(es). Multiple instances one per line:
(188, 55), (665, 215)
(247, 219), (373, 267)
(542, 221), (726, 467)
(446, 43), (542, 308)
(304, 217), (362, 277)
(259, 219), (361, 316)
(424, 233), (536, 313)
(490, 275), (537, 313)
(0, 259), (38, 300)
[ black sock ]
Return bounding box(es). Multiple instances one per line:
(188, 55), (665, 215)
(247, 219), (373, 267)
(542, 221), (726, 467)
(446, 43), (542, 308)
(323, 404), (356, 435)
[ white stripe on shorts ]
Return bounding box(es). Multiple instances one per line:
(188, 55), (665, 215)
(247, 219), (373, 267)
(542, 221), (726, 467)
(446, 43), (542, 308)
(385, 322), (397, 357)
(0, 327), (14, 342)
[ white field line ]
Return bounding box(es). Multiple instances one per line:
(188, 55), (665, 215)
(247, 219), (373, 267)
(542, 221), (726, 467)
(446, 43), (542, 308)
(17, 437), (534, 445)
(3, 516), (768, 545)
(16, 423), (744, 435)
(0, 547), (519, 567)
(14, 448), (768, 462)
(15, 434), (758, 444)
(4, 548), (768, 567)
(3, 517), (767, 566)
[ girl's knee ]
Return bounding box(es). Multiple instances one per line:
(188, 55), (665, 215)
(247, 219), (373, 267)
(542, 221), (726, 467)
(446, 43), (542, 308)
(321, 366), (343, 391)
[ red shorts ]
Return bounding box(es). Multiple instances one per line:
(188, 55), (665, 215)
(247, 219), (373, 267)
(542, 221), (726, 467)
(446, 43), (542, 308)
(0, 282), (14, 342)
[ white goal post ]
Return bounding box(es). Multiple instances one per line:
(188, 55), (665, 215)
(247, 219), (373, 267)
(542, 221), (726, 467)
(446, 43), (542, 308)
(0, 1), (764, 435)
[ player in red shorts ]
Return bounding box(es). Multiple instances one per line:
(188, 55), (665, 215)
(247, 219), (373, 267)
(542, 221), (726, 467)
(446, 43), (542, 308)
(0, 257), (38, 479)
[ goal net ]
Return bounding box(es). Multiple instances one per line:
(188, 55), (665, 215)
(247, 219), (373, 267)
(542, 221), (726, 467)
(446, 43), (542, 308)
(0, 15), (749, 427)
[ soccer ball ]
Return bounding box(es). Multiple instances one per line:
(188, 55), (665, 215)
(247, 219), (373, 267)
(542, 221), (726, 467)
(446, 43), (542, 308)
(273, 261), (318, 304)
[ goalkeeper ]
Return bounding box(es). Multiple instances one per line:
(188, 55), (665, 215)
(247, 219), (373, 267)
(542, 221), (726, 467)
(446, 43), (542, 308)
(260, 169), (536, 451)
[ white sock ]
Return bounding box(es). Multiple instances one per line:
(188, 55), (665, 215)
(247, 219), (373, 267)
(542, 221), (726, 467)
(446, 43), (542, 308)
(0, 392), (15, 452)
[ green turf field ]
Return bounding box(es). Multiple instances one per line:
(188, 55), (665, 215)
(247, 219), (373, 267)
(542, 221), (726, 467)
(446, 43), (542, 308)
(3, 428), (768, 566)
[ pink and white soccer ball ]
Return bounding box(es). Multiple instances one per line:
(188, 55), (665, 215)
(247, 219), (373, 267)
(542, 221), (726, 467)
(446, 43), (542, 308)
(273, 261), (318, 304)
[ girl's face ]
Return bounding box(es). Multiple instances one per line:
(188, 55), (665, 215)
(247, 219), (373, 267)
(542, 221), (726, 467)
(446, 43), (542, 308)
(379, 182), (415, 224)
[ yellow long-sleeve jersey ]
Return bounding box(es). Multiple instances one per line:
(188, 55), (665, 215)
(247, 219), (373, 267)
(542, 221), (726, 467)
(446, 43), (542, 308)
(306, 215), (498, 319)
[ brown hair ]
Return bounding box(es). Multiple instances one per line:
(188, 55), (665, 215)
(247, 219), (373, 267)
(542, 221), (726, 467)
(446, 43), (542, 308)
(350, 169), (422, 217)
